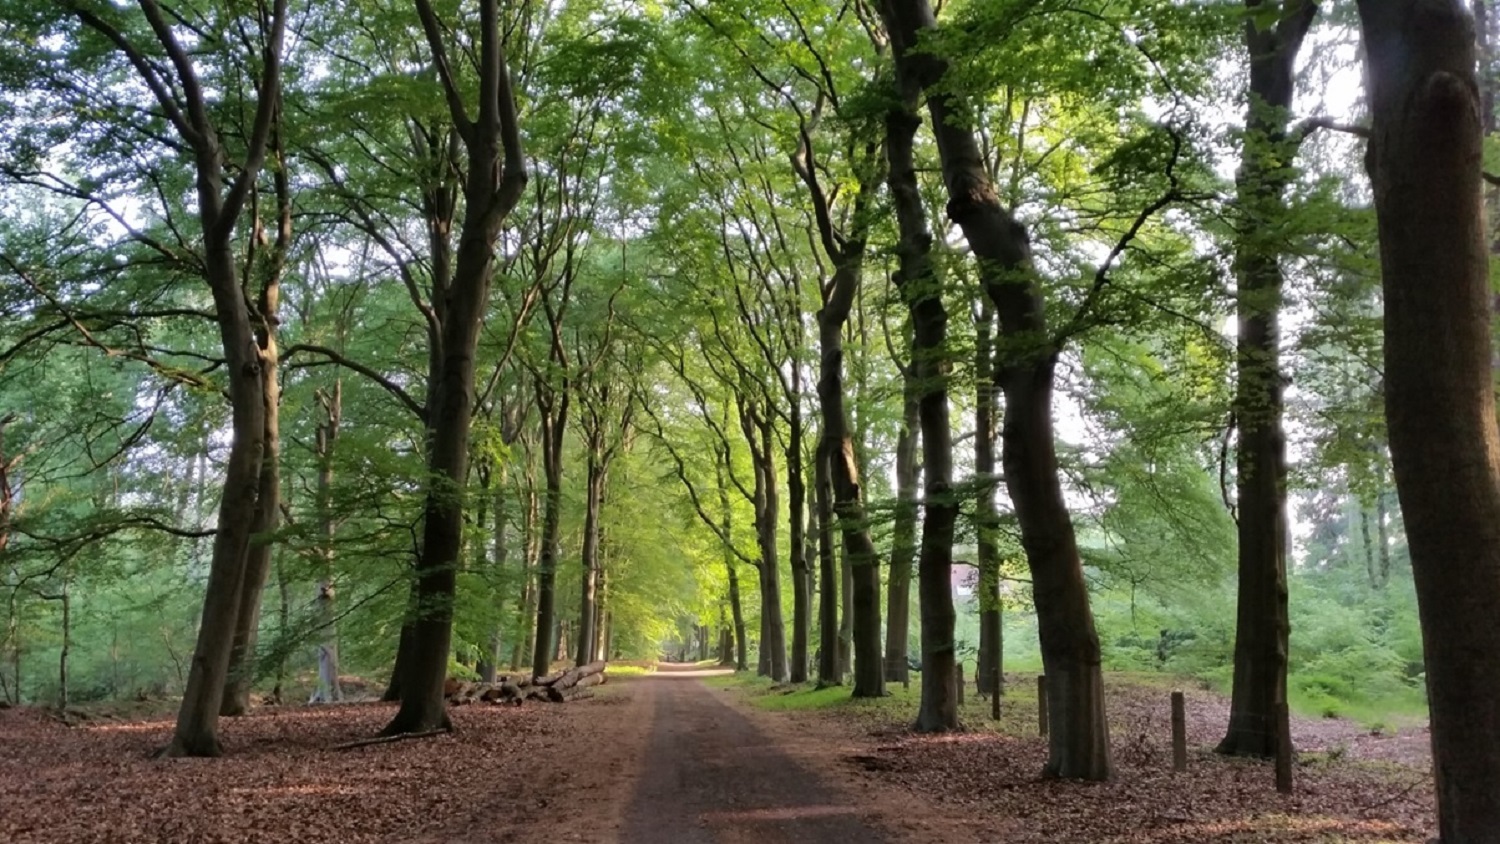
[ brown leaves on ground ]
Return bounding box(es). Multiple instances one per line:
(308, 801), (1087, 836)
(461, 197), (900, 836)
(816, 675), (1435, 843)
(0, 690), (642, 844)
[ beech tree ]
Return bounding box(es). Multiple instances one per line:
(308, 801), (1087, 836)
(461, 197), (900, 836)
(34, 0), (292, 757)
(383, 0), (527, 736)
(1217, 0), (1317, 760)
(880, 22), (959, 728)
(1357, 0), (1500, 836)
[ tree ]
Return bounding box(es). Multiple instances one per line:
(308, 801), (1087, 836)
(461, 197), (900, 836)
(1357, 0), (1500, 836)
(222, 120), (293, 717)
(881, 34), (959, 728)
(383, 0), (527, 736)
(797, 123), (888, 698)
(49, 0), (290, 757)
(1217, 0), (1316, 760)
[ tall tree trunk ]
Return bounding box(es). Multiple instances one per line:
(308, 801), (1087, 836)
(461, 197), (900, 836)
(385, 0), (527, 737)
(1374, 491), (1392, 588)
(788, 403), (811, 683)
(478, 462), (509, 683)
(838, 539), (853, 677)
(62, 0), (292, 757)
(1218, 0), (1315, 760)
(311, 381), (342, 704)
(885, 382), (919, 684)
(881, 0), (1108, 774)
(743, 403), (788, 682)
(166, 249), (268, 755)
(882, 77), (959, 731)
(817, 296), (882, 695)
(975, 304), (1003, 697)
(512, 440), (539, 672)
(815, 441), (841, 686)
(531, 374), (569, 679)
(575, 457), (605, 666)
(223, 136), (292, 717)
(593, 563), (608, 662)
(717, 465), (750, 671)
(1359, 0), (1500, 836)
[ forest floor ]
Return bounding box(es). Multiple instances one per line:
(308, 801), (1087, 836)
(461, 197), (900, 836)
(709, 670), (1437, 842)
(0, 667), (1435, 843)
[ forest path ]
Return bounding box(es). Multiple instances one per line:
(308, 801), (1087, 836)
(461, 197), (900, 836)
(620, 665), (887, 844)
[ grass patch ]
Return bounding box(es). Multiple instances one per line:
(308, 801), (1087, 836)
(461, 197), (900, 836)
(706, 670), (1044, 734)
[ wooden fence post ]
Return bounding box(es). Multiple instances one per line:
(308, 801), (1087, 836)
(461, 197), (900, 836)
(1171, 690), (1187, 772)
(956, 663), (965, 705)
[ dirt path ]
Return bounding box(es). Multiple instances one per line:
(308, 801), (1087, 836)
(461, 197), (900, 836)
(621, 665), (887, 844)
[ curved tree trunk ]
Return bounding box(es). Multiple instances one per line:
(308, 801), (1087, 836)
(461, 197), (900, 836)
(1218, 0), (1315, 760)
(67, 0), (296, 758)
(883, 86), (959, 732)
(223, 135), (292, 718)
(1358, 0), (1500, 836)
(166, 256), (268, 755)
(881, 0), (1108, 775)
(1004, 366), (1111, 778)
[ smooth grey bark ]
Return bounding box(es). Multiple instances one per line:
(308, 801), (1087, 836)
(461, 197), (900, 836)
(309, 381), (342, 704)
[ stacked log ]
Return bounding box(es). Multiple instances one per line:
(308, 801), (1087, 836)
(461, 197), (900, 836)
(444, 661), (608, 706)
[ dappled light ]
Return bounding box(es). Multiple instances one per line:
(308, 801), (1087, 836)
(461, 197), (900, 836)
(0, 0), (1491, 839)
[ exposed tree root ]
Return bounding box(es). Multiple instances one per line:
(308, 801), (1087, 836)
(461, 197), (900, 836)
(332, 728), (448, 751)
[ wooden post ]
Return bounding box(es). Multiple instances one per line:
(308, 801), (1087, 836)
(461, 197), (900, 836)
(1274, 701), (1293, 794)
(956, 663), (965, 705)
(1171, 690), (1187, 772)
(1037, 674), (1048, 736)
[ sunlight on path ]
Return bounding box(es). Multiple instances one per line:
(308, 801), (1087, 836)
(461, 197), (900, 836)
(620, 672), (884, 844)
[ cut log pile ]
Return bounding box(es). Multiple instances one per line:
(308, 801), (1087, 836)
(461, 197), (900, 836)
(443, 660), (608, 706)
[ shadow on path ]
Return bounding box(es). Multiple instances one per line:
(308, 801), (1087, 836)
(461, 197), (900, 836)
(621, 672), (885, 844)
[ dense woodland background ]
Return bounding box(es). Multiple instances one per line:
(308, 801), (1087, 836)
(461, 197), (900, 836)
(0, 0), (1494, 829)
